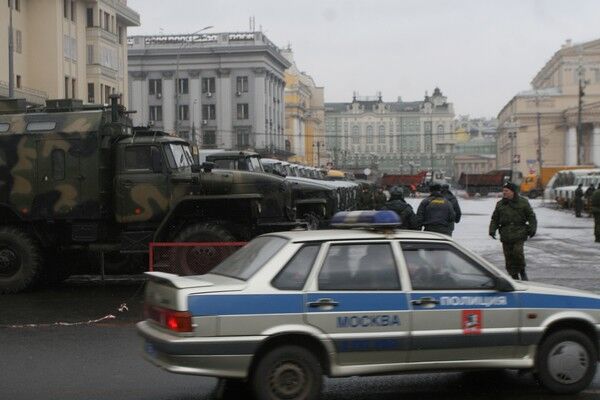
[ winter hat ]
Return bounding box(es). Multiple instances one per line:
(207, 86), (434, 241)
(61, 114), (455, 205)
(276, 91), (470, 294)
(503, 182), (518, 193)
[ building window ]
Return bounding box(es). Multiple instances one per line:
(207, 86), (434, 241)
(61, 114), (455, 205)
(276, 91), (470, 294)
(366, 126), (373, 144)
(149, 106), (163, 122)
(64, 77), (69, 99)
(236, 127), (250, 148)
(202, 104), (216, 120)
(237, 103), (249, 120)
(103, 11), (109, 31)
(236, 76), (248, 93)
(87, 45), (94, 64)
(70, 1), (75, 22)
(148, 79), (162, 96)
(71, 78), (77, 99)
(104, 85), (111, 104)
(16, 75), (21, 89)
(203, 130), (216, 147)
(64, 0), (68, 18)
(15, 30), (21, 53)
(378, 125), (385, 143)
(352, 125), (359, 144)
(12, 0), (20, 11)
(87, 83), (94, 103)
(202, 77), (215, 94)
(176, 78), (188, 95)
(86, 8), (93, 27)
(437, 124), (444, 134)
(178, 105), (189, 121)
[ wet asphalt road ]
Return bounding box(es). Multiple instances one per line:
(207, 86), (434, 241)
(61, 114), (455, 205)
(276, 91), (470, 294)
(1, 276), (600, 400)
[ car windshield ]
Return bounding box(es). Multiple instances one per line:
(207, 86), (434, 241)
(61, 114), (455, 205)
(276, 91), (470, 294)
(210, 236), (288, 280)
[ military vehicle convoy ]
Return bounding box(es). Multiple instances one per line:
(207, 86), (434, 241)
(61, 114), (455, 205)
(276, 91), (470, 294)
(0, 97), (300, 293)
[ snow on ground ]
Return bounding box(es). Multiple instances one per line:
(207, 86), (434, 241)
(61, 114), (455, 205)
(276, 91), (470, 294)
(405, 192), (600, 294)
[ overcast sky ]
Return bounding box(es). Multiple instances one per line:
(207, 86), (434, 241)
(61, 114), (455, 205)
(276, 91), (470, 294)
(128, 0), (600, 118)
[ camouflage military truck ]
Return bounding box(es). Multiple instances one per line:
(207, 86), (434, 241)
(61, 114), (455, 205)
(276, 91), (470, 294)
(206, 152), (339, 229)
(0, 97), (298, 293)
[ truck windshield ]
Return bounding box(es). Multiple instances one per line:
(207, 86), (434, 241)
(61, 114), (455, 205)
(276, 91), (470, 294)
(210, 236), (288, 280)
(249, 157), (264, 172)
(166, 144), (193, 169)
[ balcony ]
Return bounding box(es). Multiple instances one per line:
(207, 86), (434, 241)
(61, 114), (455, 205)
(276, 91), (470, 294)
(115, 1), (141, 27)
(0, 80), (47, 106)
(86, 26), (118, 44)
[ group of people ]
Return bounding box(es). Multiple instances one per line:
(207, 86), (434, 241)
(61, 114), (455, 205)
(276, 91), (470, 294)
(379, 181), (537, 281)
(574, 183), (600, 243)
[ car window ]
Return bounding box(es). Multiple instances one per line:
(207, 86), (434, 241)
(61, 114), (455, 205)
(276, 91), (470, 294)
(213, 159), (236, 170)
(124, 146), (152, 170)
(318, 243), (400, 290)
(272, 244), (320, 290)
(211, 236), (288, 280)
(400, 242), (495, 290)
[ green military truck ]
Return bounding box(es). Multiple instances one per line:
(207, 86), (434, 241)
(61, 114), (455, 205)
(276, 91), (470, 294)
(0, 97), (298, 293)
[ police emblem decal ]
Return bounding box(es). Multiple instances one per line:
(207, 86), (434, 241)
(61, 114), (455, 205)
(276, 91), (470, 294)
(462, 310), (482, 334)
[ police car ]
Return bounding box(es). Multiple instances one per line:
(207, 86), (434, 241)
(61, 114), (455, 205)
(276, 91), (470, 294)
(137, 211), (600, 400)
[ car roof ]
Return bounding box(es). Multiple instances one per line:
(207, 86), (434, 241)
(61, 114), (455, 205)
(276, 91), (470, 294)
(266, 229), (450, 243)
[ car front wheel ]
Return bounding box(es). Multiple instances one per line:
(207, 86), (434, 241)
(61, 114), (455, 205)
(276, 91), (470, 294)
(536, 329), (597, 394)
(252, 345), (322, 400)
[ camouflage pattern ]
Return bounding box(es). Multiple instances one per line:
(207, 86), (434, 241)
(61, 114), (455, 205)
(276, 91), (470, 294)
(592, 189), (600, 242)
(502, 241), (526, 277)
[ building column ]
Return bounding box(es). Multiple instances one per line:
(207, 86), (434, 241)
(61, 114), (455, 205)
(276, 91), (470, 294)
(189, 70), (201, 147)
(162, 71), (175, 134)
(253, 68), (266, 150)
(129, 72), (147, 127)
(565, 126), (577, 166)
(593, 124), (600, 166)
(217, 68), (232, 149)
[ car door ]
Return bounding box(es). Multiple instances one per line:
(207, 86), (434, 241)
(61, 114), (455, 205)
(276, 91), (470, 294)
(399, 241), (519, 363)
(304, 241), (411, 365)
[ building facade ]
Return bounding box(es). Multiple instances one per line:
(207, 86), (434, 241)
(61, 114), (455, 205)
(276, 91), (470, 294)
(127, 32), (291, 154)
(0, 0), (139, 106)
(498, 39), (600, 178)
(454, 154), (497, 178)
(282, 48), (324, 166)
(324, 88), (455, 175)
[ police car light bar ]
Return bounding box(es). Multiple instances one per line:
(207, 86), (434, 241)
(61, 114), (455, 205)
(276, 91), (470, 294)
(330, 210), (401, 229)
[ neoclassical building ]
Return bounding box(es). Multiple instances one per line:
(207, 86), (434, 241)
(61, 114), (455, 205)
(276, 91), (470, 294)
(128, 31), (290, 154)
(498, 38), (600, 177)
(324, 88), (455, 175)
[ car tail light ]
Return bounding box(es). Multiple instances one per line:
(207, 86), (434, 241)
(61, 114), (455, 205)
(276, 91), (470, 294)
(144, 304), (193, 333)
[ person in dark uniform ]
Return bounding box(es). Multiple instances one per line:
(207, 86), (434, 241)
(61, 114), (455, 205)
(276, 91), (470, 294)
(373, 187), (387, 210)
(592, 187), (600, 243)
(416, 184), (456, 236)
(585, 184), (596, 217)
(381, 186), (418, 229)
(489, 182), (537, 280)
(574, 184), (584, 218)
(441, 183), (461, 231)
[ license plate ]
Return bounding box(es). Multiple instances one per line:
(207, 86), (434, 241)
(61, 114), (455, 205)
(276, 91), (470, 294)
(144, 341), (157, 357)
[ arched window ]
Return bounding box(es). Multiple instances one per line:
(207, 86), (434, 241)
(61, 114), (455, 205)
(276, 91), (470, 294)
(352, 125), (359, 144)
(366, 125), (373, 144)
(378, 125), (385, 143)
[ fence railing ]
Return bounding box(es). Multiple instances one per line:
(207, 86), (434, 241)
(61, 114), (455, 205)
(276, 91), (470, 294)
(149, 242), (247, 276)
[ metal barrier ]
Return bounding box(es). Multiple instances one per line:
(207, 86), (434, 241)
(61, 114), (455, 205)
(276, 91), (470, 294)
(149, 242), (247, 276)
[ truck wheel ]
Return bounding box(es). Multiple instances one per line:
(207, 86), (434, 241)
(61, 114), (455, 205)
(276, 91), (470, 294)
(536, 329), (597, 394)
(252, 345), (323, 400)
(173, 223), (236, 275)
(0, 227), (41, 294)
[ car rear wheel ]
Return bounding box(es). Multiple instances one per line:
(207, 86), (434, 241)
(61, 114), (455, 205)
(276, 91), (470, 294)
(536, 329), (597, 394)
(252, 345), (322, 400)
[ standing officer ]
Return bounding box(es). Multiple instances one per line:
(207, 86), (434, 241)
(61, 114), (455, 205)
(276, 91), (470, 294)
(416, 184), (456, 236)
(585, 183), (596, 217)
(373, 187), (387, 210)
(574, 184), (584, 218)
(381, 186), (418, 229)
(489, 182), (537, 280)
(441, 183), (462, 230)
(592, 186), (600, 243)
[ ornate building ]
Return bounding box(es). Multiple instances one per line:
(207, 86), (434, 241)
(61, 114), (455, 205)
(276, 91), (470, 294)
(498, 38), (600, 178)
(324, 88), (455, 176)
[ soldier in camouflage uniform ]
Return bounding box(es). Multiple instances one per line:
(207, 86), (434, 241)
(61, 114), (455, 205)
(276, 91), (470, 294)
(592, 187), (600, 243)
(489, 182), (537, 280)
(381, 186), (418, 230)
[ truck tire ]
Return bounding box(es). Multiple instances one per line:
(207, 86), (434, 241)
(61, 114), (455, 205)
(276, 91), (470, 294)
(173, 223), (236, 275)
(251, 345), (323, 400)
(536, 329), (597, 394)
(0, 227), (41, 294)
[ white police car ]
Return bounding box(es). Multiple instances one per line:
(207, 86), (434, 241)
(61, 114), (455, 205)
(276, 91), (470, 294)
(138, 211), (600, 400)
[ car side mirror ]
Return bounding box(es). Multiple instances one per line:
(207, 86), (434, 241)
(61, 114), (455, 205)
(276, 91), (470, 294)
(150, 147), (163, 173)
(201, 161), (215, 173)
(495, 276), (514, 292)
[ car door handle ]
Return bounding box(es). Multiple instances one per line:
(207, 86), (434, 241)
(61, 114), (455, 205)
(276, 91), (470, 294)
(307, 298), (339, 308)
(411, 297), (440, 306)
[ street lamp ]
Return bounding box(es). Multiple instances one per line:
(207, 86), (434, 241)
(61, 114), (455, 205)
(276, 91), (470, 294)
(174, 26), (214, 135)
(313, 141), (322, 167)
(509, 131), (517, 182)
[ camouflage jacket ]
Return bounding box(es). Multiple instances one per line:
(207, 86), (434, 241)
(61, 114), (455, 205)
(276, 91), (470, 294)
(591, 189), (600, 214)
(489, 195), (537, 243)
